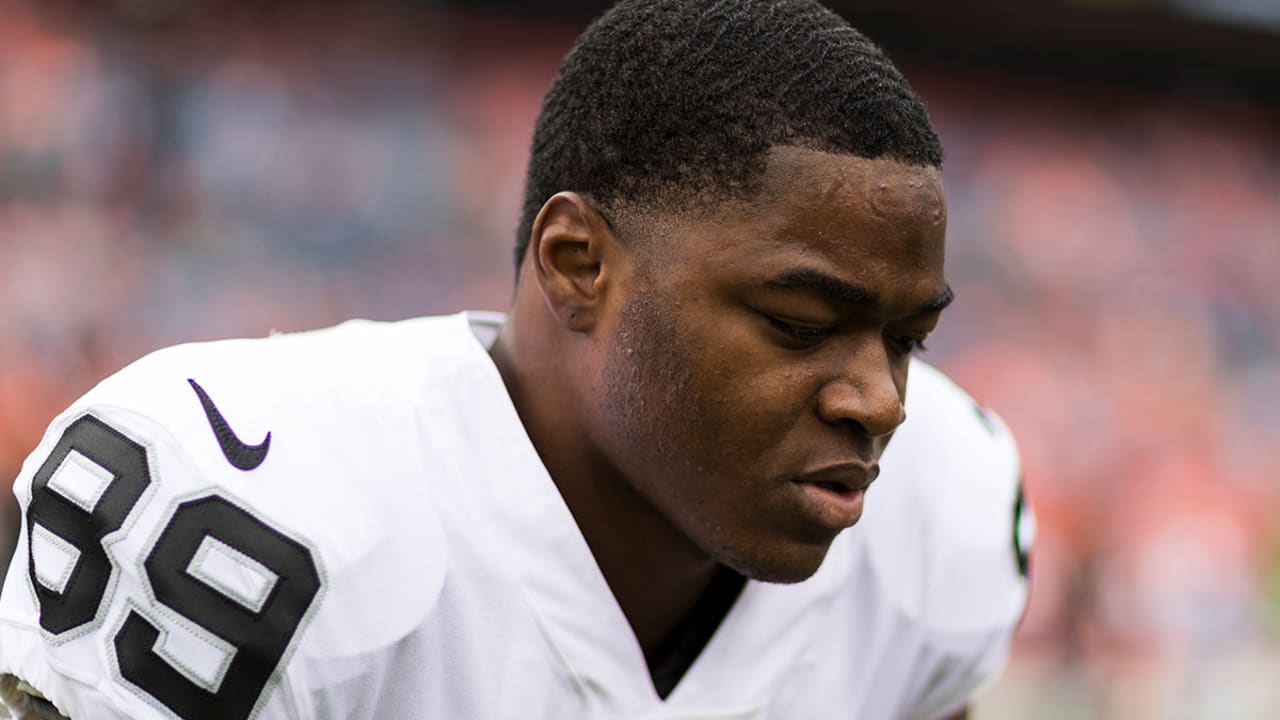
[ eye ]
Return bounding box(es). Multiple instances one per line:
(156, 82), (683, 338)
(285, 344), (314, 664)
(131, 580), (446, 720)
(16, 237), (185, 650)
(887, 334), (929, 355)
(765, 315), (835, 348)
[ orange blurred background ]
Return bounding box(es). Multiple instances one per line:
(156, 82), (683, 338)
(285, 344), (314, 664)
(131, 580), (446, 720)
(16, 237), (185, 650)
(1, 1), (1277, 717)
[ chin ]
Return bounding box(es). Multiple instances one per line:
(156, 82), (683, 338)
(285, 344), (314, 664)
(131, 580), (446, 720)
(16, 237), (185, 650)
(717, 541), (833, 585)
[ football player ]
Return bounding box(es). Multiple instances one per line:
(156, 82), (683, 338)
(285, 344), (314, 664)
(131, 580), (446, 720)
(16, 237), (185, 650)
(0, 1), (1030, 718)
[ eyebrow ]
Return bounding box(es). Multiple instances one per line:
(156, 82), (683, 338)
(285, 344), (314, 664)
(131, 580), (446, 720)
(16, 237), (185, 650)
(763, 268), (955, 316)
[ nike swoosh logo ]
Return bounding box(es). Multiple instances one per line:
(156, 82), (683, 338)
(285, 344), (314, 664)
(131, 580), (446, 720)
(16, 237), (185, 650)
(188, 378), (271, 470)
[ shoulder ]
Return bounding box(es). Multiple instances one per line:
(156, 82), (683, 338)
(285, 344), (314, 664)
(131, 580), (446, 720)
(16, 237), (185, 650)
(0, 314), (480, 719)
(863, 359), (1029, 634)
(846, 360), (1030, 718)
(86, 314), (466, 424)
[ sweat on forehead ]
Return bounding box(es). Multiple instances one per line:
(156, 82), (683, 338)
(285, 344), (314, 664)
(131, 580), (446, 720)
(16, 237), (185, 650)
(514, 0), (943, 271)
(759, 147), (946, 224)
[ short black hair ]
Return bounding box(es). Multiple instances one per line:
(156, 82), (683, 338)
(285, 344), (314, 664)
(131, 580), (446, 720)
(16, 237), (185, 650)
(515, 0), (943, 269)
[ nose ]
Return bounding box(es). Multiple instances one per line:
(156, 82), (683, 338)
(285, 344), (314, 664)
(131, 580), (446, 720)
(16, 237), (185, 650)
(815, 341), (907, 439)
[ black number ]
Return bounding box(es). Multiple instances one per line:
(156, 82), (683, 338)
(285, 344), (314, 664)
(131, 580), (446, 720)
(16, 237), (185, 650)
(116, 496), (322, 720)
(25, 415), (322, 720)
(27, 415), (152, 635)
(1012, 479), (1031, 579)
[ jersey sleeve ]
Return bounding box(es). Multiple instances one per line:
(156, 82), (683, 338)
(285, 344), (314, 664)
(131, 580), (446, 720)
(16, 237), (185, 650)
(872, 360), (1033, 720)
(0, 327), (451, 720)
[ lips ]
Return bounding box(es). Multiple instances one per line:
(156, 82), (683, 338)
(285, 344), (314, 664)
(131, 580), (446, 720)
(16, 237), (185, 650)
(789, 463), (879, 531)
(795, 463), (878, 493)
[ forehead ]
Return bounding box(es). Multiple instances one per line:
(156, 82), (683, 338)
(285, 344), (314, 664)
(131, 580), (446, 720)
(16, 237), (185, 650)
(649, 147), (947, 305)
(760, 146), (945, 224)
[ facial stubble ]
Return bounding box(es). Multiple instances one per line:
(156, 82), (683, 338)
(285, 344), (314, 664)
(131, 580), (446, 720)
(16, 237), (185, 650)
(601, 287), (825, 584)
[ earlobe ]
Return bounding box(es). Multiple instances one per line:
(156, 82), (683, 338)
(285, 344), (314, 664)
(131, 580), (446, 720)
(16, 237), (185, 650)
(528, 192), (617, 333)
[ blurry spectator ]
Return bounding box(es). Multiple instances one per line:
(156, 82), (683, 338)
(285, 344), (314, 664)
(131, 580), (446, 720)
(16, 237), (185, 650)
(0, 2), (1276, 717)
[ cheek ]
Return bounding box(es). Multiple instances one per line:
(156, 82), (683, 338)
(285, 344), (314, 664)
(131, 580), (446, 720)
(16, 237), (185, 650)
(608, 291), (824, 477)
(680, 323), (822, 451)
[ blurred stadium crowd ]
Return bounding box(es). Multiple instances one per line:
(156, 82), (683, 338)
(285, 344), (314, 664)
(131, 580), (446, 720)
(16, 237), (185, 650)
(0, 2), (1277, 717)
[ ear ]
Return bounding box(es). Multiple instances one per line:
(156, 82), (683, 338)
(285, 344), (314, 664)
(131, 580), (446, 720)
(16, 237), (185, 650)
(527, 192), (622, 333)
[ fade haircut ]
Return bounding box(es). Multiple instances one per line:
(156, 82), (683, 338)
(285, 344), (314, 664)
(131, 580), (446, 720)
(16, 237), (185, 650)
(515, 0), (943, 269)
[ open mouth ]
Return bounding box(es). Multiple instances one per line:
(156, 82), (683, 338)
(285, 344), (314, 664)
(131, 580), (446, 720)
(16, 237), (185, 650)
(791, 479), (867, 530)
(814, 480), (856, 496)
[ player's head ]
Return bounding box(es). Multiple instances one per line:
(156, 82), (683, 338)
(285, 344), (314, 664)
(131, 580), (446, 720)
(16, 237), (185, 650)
(509, 0), (951, 584)
(515, 0), (942, 270)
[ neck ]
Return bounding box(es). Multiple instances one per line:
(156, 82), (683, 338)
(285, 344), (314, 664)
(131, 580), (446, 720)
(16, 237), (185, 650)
(489, 309), (720, 655)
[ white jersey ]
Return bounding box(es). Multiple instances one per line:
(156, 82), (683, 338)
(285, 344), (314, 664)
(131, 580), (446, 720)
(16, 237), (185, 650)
(0, 312), (1029, 720)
